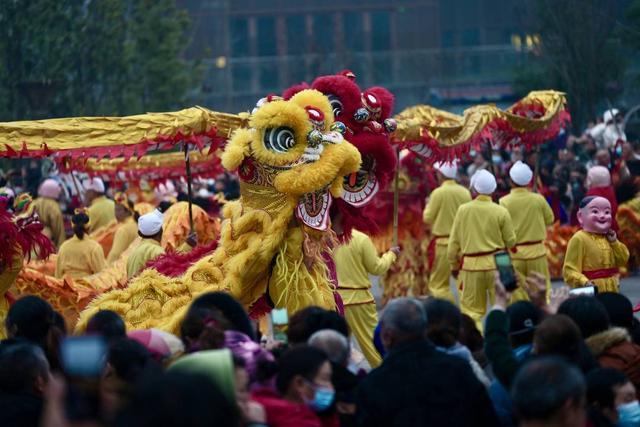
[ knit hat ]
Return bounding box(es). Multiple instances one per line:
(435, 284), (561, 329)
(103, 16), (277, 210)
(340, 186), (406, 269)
(434, 161), (458, 179)
(38, 179), (62, 200)
(586, 166), (611, 188)
(471, 169), (497, 195)
(509, 161), (533, 186)
(138, 209), (163, 237)
(168, 349), (235, 401)
(507, 301), (542, 336)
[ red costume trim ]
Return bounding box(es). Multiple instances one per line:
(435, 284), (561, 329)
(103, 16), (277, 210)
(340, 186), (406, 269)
(583, 268), (619, 280)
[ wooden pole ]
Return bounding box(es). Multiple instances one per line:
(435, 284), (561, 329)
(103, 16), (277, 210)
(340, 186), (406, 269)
(392, 147), (400, 247)
(533, 145), (542, 192)
(184, 142), (194, 233)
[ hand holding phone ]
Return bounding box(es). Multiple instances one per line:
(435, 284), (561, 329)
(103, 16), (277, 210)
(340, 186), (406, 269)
(494, 252), (518, 292)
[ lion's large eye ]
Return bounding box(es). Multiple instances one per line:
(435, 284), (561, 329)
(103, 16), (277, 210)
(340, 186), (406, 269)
(263, 127), (296, 153)
(327, 94), (343, 117)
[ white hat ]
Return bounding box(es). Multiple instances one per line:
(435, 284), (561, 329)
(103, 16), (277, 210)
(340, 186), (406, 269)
(603, 109), (619, 123)
(471, 169), (497, 195)
(138, 209), (164, 237)
(82, 177), (105, 193)
(509, 161), (533, 186)
(434, 161), (458, 179)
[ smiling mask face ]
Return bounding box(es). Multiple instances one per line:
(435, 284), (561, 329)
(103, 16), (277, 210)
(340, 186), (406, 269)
(577, 196), (612, 234)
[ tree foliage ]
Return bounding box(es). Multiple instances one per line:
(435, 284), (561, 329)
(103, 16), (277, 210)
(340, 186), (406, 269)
(0, 0), (199, 120)
(513, 0), (627, 131)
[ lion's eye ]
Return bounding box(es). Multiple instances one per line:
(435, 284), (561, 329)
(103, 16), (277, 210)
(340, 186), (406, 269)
(327, 94), (343, 117)
(263, 127), (296, 153)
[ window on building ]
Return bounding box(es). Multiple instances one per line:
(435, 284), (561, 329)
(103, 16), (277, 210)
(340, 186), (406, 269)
(461, 29), (479, 46)
(370, 11), (390, 51)
(232, 63), (252, 92)
(230, 18), (249, 57)
(257, 16), (277, 56)
(286, 15), (306, 55)
(311, 13), (334, 54)
(343, 12), (363, 52)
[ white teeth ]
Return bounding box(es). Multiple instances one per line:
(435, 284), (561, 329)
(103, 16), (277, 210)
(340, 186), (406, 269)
(343, 177), (379, 207)
(410, 143), (432, 158)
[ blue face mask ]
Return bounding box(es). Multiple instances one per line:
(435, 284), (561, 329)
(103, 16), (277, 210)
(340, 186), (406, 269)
(306, 385), (335, 412)
(618, 400), (640, 427)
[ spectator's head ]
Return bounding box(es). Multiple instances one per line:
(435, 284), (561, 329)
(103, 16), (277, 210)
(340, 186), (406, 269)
(596, 293), (634, 331)
(5, 296), (55, 348)
(288, 306), (349, 345)
(558, 297), (610, 339)
(189, 291), (255, 340)
(137, 209), (163, 242)
(38, 178), (61, 200)
(473, 152), (487, 167)
(168, 349), (236, 403)
(508, 301), (542, 349)
(82, 177), (106, 203)
(180, 307), (226, 353)
(275, 345), (334, 412)
(86, 310), (126, 341)
(509, 160), (533, 187)
(0, 341), (50, 396)
(586, 165), (611, 188)
(459, 313), (484, 353)
(115, 371), (240, 427)
(308, 329), (350, 367)
(533, 315), (582, 362)
(71, 210), (90, 240)
(102, 338), (157, 414)
(595, 150), (611, 168)
(587, 368), (638, 426)
(423, 298), (460, 348)
(114, 192), (137, 222)
(380, 298), (427, 351)
(512, 357), (586, 427)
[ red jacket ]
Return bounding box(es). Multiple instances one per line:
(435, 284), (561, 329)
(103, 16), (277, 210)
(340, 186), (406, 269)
(251, 387), (339, 427)
(586, 186), (619, 231)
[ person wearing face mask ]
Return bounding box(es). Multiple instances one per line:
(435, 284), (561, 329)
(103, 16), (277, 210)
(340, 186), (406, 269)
(251, 345), (338, 427)
(563, 196), (629, 293)
(587, 368), (640, 427)
(586, 166), (619, 232)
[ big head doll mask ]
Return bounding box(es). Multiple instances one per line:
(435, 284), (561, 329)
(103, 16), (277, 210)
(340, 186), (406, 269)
(577, 196), (612, 234)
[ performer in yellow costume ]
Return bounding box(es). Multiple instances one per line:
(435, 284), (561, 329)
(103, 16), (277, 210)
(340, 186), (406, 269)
(33, 178), (66, 248)
(333, 213), (399, 368)
(55, 210), (106, 279)
(126, 209), (165, 279)
(77, 89), (361, 332)
(499, 161), (554, 301)
(82, 177), (116, 233)
(448, 170), (516, 330)
(563, 196), (629, 292)
(423, 161), (471, 302)
(107, 193), (139, 263)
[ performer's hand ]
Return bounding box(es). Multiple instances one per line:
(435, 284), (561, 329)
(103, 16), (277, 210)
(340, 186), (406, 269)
(390, 246), (401, 256)
(606, 229), (617, 243)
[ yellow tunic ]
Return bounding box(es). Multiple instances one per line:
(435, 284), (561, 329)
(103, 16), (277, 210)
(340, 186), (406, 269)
(563, 230), (630, 292)
(334, 230), (397, 305)
(107, 217), (138, 263)
(87, 196), (116, 233)
(126, 238), (165, 279)
(55, 236), (107, 279)
(334, 230), (396, 368)
(499, 188), (554, 260)
(423, 180), (471, 301)
(423, 180), (472, 237)
(33, 197), (66, 247)
(448, 195), (517, 272)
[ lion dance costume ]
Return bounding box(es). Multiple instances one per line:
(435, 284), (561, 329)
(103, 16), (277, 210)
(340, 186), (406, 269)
(77, 89), (361, 332)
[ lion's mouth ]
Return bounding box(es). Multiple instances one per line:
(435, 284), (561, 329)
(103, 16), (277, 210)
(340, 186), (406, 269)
(296, 189), (332, 231)
(409, 143), (432, 158)
(342, 155), (379, 207)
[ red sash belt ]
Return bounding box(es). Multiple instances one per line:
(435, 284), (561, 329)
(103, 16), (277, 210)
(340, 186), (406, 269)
(427, 235), (448, 270)
(583, 268), (619, 280)
(464, 249), (501, 258)
(510, 240), (543, 254)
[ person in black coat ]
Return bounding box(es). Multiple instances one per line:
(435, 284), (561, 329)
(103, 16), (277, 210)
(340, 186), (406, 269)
(355, 298), (499, 427)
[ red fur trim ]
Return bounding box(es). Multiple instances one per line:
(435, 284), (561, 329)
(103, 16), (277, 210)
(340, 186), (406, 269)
(282, 82), (310, 100)
(145, 240), (218, 277)
(248, 294), (272, 320)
